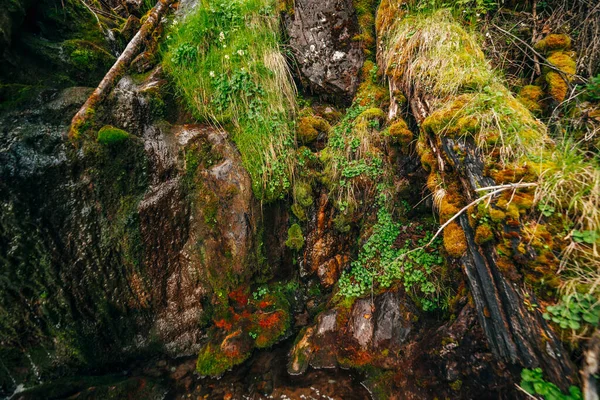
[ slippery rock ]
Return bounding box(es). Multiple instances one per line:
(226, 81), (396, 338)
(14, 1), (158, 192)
(283, 0), (364, 101)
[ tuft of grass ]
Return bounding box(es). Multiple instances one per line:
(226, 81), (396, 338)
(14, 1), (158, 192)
(162, 0), (297, 202)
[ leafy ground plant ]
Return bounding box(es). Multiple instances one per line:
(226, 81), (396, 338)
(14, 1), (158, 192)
(520, 368), (582, 400)
(163, 0), (296, 202)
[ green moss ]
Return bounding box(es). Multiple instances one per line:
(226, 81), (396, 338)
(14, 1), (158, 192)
(388, 118), (412, 145)
(294, 180), (313, 208)
(291, 203), (307, 221)
(285, 223), (305, 250)
(97, 125), (130, 145)
(0, 84), (37, 112)
(352, 0), (377, 57)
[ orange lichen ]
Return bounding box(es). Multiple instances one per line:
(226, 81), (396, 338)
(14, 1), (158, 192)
(228, 288), (249, 307)
(255, 310), (288, 348)
(214, 319), (233, 331)
(443, 222), (467, 258)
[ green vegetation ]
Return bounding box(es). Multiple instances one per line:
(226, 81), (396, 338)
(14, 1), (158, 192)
(337, 200), (446, 311)
(520, 368), (582, 400)
(163, 0), (297, 202)
(543, 293), (600, 330)
(97, 125), (130, 145)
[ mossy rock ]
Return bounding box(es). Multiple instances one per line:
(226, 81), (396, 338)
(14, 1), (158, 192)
(196, 339), (250, 377)
(285, 223), (305, 250)
(542, 51), (576, 102)
(97, 125), (130, 145)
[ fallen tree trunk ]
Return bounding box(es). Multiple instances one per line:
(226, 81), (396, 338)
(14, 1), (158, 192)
(69, 0), (174, 139)
(376, 2), (576, 390)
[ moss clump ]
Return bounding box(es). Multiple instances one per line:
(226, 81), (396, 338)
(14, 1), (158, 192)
(388, 118), (413, 146)
(352, 0), (377, 57)
(285, 224), (305, 250)
(196, 340), (249, 377)
(356, 61), (389, 107)
(475, 224), (493, 245)
(518, 85), (545, 115)
(291, 203), (307, 221)
(294, 181), (313, 208)
(534, 34), (572, 53)
(297, 115), (331, 144)
(97, 125), (130, 145)
(545, 52), (576, 103)
(443, 222), (467, 258)
(488, 207), (506, 223)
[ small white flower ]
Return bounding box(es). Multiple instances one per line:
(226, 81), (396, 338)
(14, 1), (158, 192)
(173, 19), (179, 25)
(237, 49), (245, 56)
(225, 55), (230, 60)
(209, 71), (215, 77)
(219, 31), (225, 42)
(223, 44), (227, 48)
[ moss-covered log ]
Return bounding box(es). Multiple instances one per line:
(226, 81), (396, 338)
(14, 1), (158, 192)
(69, 0), (173, 140)
(377, 2), (576, 389)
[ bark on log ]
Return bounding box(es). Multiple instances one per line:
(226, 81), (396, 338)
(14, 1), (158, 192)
(69, 0), (174, 139)
(583, 330), (600, 400)
(386, 76), (577, 389)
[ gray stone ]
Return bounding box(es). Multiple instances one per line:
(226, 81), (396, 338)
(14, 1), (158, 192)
(351, 298), (374, 348)
(284, 0), (364, 102)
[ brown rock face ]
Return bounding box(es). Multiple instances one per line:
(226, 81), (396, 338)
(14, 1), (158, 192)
(283, 0), (365, 102)
(303, 193), (352, 287)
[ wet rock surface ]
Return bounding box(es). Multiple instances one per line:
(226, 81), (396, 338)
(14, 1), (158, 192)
(283, 0), (365, 102)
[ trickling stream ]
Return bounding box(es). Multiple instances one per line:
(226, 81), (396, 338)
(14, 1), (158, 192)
(9, 339), (370, 400)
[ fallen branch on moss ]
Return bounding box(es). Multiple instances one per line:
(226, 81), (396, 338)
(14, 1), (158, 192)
(69, 0), (174, 140)
(416, 182), (539, 251)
